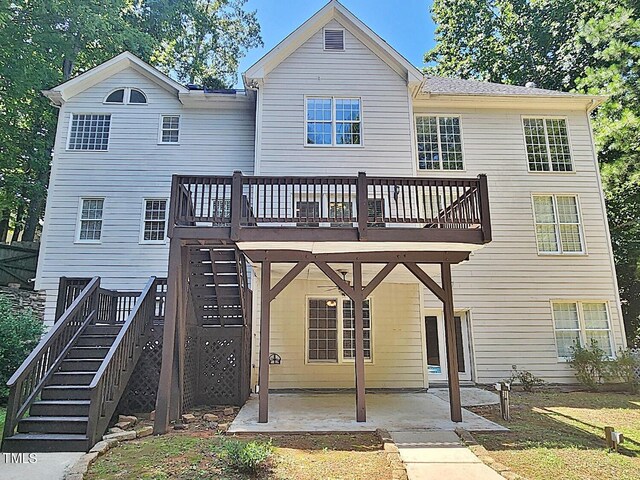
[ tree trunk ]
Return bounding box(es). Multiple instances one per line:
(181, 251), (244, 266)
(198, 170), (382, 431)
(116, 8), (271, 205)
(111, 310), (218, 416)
(62, 57), (74, 81)
(10, 205), (25, 243)
(22, 194), (45, 242)
(0, 210), (10, 243)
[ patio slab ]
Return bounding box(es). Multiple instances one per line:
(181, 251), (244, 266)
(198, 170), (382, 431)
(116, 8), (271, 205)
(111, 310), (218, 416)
(229, 392), (507, 434)
(0, 452), (84, 480)
(430, 387), (500, 407)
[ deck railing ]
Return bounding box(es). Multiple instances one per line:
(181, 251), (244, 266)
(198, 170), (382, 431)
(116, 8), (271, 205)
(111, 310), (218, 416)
(3, 278), (101, 440)
(169, 172), (491, 243)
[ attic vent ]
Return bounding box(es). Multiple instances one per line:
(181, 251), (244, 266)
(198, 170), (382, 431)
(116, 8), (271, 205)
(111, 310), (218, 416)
(324, 29), (345, 51)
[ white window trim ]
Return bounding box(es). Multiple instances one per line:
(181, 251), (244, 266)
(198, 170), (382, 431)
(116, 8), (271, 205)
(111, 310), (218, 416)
(139, 198), (169, 245)
(66, 113), (111, 152)
(531, 193), (587, 256)
(323, 27), (346, 52)
(413, 114), (466, 171)
(304, 295), (374, 365)
(157, 114), (181, 145)
(103, 87), (148, 105)
(75, 197), (105, 244)
(304, 96), (364, 148)
(551, 300), (615, 361)
(521, 115), (575, 173)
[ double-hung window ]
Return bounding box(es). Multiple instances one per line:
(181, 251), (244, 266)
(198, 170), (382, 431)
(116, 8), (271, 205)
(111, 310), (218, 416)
(77, 198), (104, 242)
(552, 301), (613, 359)
(159, 115), (180, 144)
(532, 195), (584, 254)
(68, 114), (111, 151)
(307, 298), (372, 363)
(415, 116), (464, 170)
(141, 199), (168, 243)
(523, 118), (573, 172)
(305, 97), (361, 146)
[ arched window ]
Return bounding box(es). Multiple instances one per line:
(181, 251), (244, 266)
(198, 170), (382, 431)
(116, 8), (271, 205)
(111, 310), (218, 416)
(105, 89), (125, 104)
(129, 88), (147, 104)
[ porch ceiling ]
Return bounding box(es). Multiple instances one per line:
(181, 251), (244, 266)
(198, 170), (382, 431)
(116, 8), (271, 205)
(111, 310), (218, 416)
(228, 392), (507, 434)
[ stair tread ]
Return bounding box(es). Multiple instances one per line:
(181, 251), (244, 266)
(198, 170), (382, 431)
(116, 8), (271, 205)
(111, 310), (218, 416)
(32, 400), (90, 405)
(21, 416), (89, 422)
(43, 385), (91, 390)
(54, 371), (96, 375)
(4, 433), (88, 440)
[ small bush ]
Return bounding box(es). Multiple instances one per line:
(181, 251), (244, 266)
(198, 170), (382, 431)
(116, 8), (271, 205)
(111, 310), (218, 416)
(607, 349), (640, 393)
(569, 340), (610, 390)
(509, 365), (545, 392)
(0, 294), (44, 402)
(216, 437), (273, 474)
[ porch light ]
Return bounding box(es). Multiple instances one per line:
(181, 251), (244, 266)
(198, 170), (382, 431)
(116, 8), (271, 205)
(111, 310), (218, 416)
(326, 299), (337, 307)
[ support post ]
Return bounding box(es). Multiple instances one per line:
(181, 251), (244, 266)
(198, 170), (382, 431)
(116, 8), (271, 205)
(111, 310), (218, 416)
(258, 261), (271, 423)
(357, 171), (368, 241)
(230, 171), (243, 241)
(353, 262), (366, 422)
(441, 262), (462, 422)
(478, 174), (492, 243)
(154, 240), (182, 434)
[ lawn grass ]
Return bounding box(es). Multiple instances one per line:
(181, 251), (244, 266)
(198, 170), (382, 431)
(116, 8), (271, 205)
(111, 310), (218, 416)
(470, 391), (640, 480)
(86, 432), (391, 480)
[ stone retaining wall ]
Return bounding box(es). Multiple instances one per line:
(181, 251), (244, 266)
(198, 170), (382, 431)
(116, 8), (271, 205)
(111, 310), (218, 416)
(0, 285), (46, 320)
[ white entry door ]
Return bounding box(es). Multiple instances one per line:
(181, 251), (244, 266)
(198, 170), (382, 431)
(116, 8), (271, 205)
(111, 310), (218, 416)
(424, 311), (472, 382)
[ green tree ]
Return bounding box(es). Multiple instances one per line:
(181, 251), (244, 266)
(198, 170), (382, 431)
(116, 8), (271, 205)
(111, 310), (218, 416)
(426, 0), (640, 344)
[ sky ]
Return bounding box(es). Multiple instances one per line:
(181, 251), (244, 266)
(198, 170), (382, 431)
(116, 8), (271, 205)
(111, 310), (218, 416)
(234, 0), (437, 87)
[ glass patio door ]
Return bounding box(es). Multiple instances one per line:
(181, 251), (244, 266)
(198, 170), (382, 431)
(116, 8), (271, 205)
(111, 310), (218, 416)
(425, 311), (472, 382)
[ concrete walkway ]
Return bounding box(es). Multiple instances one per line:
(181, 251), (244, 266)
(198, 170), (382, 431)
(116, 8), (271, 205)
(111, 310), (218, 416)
(391, 431), (504, 480)
(0, 452), (84, 480)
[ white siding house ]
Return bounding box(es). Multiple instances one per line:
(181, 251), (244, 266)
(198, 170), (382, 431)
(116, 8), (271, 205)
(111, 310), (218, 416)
(36, 0), (625, 392)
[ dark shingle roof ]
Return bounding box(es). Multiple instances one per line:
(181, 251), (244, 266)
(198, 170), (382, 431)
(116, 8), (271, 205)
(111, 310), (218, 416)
(422, 76), (577, 97)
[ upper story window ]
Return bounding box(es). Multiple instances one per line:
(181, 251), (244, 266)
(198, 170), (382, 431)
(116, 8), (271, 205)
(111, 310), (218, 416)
(552, 301), (613, 359)
(141, 199), (168, 243)
(532, 194), (584, 254)
(159, 115), (180, 144)
(305, 97), (361, 146)
(68, 114), (111, 151)
(523, 117), (573, 172)
(77, 198), (104, 242)
(415, 115), (464, 170)
(324, 29), (345, 51)
(104, 88), (147, 105)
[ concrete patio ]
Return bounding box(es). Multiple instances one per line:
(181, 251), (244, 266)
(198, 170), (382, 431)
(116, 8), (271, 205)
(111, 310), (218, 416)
(229, 391), (507, 433)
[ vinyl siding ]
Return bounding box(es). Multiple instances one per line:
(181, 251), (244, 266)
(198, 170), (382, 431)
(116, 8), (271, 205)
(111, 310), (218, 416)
(257, 19), (414, 176)
(36, 67), (255, 326)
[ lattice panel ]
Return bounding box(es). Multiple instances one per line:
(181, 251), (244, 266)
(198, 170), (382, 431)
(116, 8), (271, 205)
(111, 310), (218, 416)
(117, 326), (163, 414)
(196, 328), (243, 405)
(183, 325), (199, 411)
(632, 348), (640, 381)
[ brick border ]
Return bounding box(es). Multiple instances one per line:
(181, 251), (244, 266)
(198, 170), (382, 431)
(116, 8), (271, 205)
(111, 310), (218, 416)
(455, 428), (527, 480)
(376, 428), (408, 480)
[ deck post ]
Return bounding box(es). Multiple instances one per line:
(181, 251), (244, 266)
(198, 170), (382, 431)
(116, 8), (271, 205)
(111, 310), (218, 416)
(441, 262), (462, 422)
(154, 240), (182, 434)
(353, 261), (366, 422)
(357, 172), (368, 241)
(258, 261), (272, 423)
(230, 171), (243, 241)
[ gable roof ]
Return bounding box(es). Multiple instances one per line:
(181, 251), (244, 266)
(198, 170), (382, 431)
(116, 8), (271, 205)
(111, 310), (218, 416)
(43, 51), (189, 105)
(243, 0), (424, 88)
(423, 76), (576, 97)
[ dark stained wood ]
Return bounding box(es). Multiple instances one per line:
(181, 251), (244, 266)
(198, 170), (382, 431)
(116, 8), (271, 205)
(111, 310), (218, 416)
(441, 262), (462, 422)
(352, 262), (366, 422)
(362, 263), (397, 298)
(244, 250), (469, 265)
(154, 241), (181, 434)
(357, 172), (368, 240)
(230, 171), (243, 241)
(270, 261), (309, 300)
(258, 261), (271, 423)
(402, 263), (446, 303)
(313, 261), (356, 300)
(478, 174), (492, 243)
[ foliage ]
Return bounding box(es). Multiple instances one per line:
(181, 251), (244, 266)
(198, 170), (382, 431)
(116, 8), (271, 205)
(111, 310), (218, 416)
(427, 0), (640, 345)
(607, 349), (640, 393)
(215, 436), (273, 474)
(0, 294), (44, 402)
(569, 340), (610, 390)
(509, 365), (545, 392)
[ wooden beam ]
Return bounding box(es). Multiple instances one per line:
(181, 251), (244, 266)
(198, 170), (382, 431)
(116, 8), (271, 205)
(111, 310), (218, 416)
(352, 261), (366, 422)
(154, 240), (181, 434)
(270, 262), (309, 300)
(441, 262), (462, 422)
(173, 245), (189, 420)
(313, 261), (356, 300)
(362, 263), (397, 298)
(258, 261), (271, 423)
(243, 250), (470, 265)
(403, 262), (446, 303)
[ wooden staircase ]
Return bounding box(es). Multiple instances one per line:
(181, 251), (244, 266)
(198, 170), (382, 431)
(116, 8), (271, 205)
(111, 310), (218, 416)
(2, 278), (164, 453)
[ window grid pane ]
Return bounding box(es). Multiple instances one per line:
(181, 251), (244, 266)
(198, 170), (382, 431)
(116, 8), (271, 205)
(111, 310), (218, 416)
(69, 114), (111, 151)
(553, 302), (613, 358)
(308, 299), (338, 361)
(546, 119), (573, 171)
(143, 200), (167, 241)
(416, 116), (440, 170)
(439, 117), (464, 170)
(161, 116), (180, 143)
(533, 195), (583, 254)
(523, 118), (550, 171)
(533, 195), (559, 253)
(306, 98), (332, 145)
(582, 302), (613, 356)
(553, 302), (581, 358)
(342, 299), (371, 359)
(79, 199), (104, 241)
(335, 99), (361, 145)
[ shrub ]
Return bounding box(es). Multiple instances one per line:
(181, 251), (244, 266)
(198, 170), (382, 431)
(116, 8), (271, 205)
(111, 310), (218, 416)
(509, 365), (545, 391)
(0, 294), (44, 402)
(569, 340), (609, 390)
(607, 349), (640, 393)
(216, 437), (273, 474)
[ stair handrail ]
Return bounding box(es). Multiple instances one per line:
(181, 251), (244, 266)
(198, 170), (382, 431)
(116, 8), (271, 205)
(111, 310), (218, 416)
(85, 276), (158, 446)
(2, 277), (101, 442)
